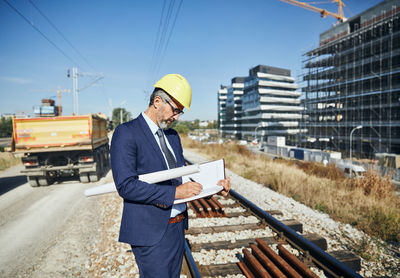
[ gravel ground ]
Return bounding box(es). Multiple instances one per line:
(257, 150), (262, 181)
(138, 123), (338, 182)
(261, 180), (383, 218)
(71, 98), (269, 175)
(183, 149), (400, 277)
(5, 147), (396, 277)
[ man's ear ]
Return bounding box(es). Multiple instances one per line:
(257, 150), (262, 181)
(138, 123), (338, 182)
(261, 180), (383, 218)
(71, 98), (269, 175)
(153, 96), (163, 109)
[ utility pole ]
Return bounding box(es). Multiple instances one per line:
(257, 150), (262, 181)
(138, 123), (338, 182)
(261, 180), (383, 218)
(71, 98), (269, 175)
(349, 125), (362, 178)
(72, 67), (78, 115)
(67, 67), (103, 115)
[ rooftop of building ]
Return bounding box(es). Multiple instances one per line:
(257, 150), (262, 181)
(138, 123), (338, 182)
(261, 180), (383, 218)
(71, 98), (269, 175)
(249, 64), (291, 77)
(319, 0), (399, 46)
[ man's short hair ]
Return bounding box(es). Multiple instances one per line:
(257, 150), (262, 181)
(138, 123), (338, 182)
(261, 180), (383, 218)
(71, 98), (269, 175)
(149, 88), (171, 107)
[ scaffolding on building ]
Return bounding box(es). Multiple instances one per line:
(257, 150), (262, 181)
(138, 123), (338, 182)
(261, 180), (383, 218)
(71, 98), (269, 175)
(300, 1), (400, 158)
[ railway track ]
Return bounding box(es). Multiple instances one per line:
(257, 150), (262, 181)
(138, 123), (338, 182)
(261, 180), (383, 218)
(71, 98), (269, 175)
(182, 159), (362, 278)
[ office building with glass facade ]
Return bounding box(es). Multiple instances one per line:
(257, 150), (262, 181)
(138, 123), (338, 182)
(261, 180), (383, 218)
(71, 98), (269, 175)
(218, 65), (305, 144)
(220, 77), (245, 139)
(217, 85), (227, 135)
(240, 65), (304, 145)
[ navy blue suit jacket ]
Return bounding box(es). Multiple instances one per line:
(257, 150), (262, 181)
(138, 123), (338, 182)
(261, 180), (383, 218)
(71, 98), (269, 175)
(110, 114), (187, 246)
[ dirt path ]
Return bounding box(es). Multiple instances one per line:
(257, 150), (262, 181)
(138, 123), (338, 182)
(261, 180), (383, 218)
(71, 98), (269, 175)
(0, 166), (112, 277)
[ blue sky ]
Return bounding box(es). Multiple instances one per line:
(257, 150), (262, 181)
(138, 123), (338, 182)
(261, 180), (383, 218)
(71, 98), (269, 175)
(0, 0), (382, 121)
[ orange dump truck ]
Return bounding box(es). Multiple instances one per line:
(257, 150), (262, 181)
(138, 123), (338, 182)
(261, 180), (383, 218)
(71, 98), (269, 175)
(11, 114), (109, 186)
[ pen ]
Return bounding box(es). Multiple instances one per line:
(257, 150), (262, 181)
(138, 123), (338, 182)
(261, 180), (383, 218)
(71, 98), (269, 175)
(189, 177), (196, 182)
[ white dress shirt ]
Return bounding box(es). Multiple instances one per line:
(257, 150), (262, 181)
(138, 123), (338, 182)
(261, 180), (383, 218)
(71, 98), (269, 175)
(142, 112), (186, 217)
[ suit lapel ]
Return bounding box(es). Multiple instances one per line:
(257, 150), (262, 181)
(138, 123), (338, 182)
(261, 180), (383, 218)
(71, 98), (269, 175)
(137, 114), (168, 169)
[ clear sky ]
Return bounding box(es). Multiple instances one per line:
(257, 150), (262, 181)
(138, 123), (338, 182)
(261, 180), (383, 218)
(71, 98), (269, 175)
(0, 0), (383, 121)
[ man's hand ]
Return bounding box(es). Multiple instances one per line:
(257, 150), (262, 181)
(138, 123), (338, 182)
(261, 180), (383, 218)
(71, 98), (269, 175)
(217, 177), (231, 196)
(175, 181), (203, 199)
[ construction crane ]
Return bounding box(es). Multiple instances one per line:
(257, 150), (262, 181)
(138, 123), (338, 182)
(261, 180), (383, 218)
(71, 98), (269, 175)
(31, 86), (71, 116)
(280, 0), (347, 23)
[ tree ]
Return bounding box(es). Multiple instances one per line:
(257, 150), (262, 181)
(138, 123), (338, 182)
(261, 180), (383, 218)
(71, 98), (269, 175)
(207, 120), (217, 129)
(171, 121), (190, 135)
(112, 108), (132, 128)
(0, 117), (13, 138)
(192, 119), (200, 129)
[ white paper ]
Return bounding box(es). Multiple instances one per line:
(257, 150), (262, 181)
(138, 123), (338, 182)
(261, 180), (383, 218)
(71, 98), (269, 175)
(84, 164), (201, 197)
(174, 159), (225, 204)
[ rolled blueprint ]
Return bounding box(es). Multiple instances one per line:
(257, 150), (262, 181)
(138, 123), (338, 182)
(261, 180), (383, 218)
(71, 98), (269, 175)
(84, 164), (200, 197)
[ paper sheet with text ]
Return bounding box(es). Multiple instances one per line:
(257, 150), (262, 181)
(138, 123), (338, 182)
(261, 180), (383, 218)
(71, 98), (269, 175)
(174, 159), (225, 204)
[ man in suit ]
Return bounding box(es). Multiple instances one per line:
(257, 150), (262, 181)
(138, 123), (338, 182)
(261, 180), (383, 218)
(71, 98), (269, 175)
(110, 74), (230, 277)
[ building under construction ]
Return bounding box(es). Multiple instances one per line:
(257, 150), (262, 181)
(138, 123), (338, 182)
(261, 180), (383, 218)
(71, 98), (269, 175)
(300, 0), (400, 158)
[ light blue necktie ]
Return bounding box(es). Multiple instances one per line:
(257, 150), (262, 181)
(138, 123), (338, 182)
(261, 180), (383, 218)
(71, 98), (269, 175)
(156, 129), (177, 169)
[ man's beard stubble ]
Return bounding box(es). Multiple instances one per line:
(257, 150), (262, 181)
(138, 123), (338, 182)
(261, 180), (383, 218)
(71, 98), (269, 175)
(159, 120), (169, 130)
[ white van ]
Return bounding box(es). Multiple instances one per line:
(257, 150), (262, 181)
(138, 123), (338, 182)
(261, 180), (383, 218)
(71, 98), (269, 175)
(338, 163), (366, 178)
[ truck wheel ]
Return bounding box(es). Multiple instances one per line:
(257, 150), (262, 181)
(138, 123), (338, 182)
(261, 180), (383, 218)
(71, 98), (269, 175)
(96, 151), (102, 177)
(38, 177), (49, 186)
(28, 176), (39, 187)
(89, 172), (99, 182)
(103, 146), (110, 170)
(79, 173), (90, 183)
(105, 145), (110, 169)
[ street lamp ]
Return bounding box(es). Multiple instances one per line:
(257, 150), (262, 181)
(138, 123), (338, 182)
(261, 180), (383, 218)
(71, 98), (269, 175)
(120, 100), (126, 124)
(349, 125), (362, 178)
(254, 122), (266, 148)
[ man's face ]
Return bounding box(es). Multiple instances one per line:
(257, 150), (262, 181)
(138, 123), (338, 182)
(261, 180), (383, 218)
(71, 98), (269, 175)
(156, 97), (184, 129)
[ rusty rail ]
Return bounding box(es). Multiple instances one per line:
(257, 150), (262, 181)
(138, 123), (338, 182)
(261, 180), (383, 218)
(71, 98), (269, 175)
(229, 189), (362, 278)
(184, 239), (201, 278)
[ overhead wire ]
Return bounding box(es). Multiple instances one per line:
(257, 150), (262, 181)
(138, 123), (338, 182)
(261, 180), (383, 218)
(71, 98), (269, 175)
(154, 0), (183, 77)
(2, 0), (83, 69)
(147, 0), (184, 88)
(28, 0), (110, 112)
(4, 0), (110, 116)
(151, 0), (167, 68)
(152, 0), (176, 78)
(145, 0), (167, 93)
(28, 0), (96, 72)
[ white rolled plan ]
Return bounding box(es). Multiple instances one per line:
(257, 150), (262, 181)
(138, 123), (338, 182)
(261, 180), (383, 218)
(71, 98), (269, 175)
(84, 164), (201, 197)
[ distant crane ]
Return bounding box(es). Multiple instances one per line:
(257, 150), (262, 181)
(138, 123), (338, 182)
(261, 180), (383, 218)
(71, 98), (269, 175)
(31, 86), (71, 116)
(280, 0), (347, 23)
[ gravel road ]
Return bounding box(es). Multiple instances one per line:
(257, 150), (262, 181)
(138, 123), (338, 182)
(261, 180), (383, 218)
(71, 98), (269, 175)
(0, 164), (111, 278)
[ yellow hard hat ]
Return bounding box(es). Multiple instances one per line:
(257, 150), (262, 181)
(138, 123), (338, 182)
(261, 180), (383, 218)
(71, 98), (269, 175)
(154, 74), (192, 110)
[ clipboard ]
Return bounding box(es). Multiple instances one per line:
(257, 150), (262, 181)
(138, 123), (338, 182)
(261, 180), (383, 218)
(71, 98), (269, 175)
(174, 159), (225, 204)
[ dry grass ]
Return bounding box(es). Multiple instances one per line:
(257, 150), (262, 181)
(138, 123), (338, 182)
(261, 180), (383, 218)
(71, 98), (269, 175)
(181, 136), (400, 243)
(0, 151), (20, 171)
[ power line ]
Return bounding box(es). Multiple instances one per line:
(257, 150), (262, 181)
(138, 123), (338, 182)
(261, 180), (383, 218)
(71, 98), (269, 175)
(148, 0), (184, 86)
(151, 0), (167, 66)
(155, 0), (183, 77)
(2, 0), (83, 69)
(146, 0), (167, 90)
(28, 0), (110, 109)
(152, 0), (176, 77)
(29, 0), (110, 114)
(28, 0), (95, 71)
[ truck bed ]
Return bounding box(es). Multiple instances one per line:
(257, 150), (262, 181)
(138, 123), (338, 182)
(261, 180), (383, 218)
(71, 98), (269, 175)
(12, 114), (108, 153)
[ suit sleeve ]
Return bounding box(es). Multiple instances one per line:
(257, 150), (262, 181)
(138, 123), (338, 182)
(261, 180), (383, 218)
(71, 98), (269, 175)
(110, 124), (176, 208)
